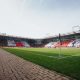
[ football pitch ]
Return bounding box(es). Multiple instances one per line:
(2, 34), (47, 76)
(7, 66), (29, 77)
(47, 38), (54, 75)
(3, 47), (80, 80)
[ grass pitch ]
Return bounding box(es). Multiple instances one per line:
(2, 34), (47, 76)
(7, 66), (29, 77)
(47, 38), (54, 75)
(4, 47), (80, 80)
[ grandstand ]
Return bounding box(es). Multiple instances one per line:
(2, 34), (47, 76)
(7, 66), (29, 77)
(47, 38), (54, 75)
(0, 31), (80, 80)
(0, 31), (80, 48)
(44, 32), (80, 48)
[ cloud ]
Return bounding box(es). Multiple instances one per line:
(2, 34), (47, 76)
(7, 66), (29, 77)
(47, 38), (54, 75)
(0, 0), (80, 38)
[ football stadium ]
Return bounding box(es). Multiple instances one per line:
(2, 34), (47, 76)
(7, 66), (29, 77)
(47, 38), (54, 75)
(0, 0), (80, 80)
(0, 31), (80, 80)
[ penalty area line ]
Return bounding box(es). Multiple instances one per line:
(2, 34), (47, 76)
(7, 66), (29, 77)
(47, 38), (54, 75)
(32, 53), (75, 59)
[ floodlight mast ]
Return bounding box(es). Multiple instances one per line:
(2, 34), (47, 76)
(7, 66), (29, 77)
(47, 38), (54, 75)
(72, 25), (80, 40)
(72, 25), (80, 32)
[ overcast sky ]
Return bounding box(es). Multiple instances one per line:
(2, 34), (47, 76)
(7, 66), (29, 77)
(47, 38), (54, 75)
(0, 0), (80, 38)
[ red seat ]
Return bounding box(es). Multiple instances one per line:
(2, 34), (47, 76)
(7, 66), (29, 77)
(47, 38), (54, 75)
(16, 42), (24, 47)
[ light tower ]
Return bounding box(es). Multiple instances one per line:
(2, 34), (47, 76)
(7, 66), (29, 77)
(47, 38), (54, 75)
(72, 25), (80, 33)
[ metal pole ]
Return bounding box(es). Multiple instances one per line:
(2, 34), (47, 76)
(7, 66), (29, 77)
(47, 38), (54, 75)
(59, 43), (61, 58)
(59, 33), (62, 58)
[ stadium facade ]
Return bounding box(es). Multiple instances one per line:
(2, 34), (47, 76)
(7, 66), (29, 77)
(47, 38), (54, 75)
(0, 32), (80, 48)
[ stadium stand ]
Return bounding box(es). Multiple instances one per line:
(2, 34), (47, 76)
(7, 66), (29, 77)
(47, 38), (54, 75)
(21, 41), (30, 47)
(7, 40), (16, 47)
(67, 40), (75, 47)
(74, 39), (80, 47)
(44, 39), (80, 48)
(16, 42), (24, 47)
(15, 41), (30, 47)
(51, 42), (58, 48)
(7, 39), (30, 47)
(45, 42), (54, 48)
(0, 32), (80, 48)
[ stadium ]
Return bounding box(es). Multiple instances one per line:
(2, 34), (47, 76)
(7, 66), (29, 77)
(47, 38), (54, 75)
(0, 31), (80, 48)
(0, 0), (80, 80)
(0, 31), (80, 80)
